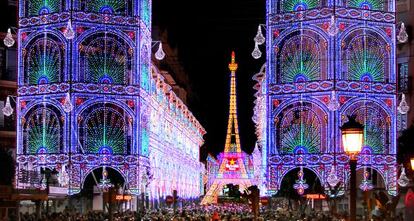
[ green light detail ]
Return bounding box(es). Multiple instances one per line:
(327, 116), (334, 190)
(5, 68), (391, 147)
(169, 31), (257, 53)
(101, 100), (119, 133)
(26, 107), (61, 154)
(347, 36), (385, 82)
(282, 0), (320, 11)
(28, 38), (61, 85)
(281, 36), (320, 83)
(84, 107), (126, 154)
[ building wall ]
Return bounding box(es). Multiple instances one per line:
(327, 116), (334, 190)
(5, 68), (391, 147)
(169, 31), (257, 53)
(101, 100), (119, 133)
(146, 65), (205, 200)
(396, 0), (413, 131)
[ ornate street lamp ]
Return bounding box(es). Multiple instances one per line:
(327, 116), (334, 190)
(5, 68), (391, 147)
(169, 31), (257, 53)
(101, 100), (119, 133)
(340, 115), (364, 221)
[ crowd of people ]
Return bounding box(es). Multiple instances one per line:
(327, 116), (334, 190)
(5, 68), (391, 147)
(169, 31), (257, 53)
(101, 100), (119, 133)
(16, 203), (353, 221)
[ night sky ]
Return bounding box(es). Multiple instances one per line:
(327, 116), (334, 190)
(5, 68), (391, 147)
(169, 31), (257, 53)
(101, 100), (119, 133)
(153, 0), (266, 158)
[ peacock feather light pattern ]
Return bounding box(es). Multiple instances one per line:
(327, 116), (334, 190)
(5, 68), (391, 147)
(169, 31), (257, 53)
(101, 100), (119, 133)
(352, 105), (387, 154)
(82, 106), (127, 155)
(280, 36), (321, 83)
(346, 35), (386, 82)
(81, 0), (128, 15)
(27, 0), (62, 16)
(278, 106), (322, 154)
(346, 0), (385, 11)
(80, 35), (131, 84)
(281, 0), (321, 11)
(24, 106), (62, 154)
(26, 37), (62, 85)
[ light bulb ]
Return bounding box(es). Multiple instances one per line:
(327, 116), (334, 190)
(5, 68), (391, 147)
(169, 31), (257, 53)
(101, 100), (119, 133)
(3, 28), (15, 47)
(327, 91), (340, 111)
(397, 167), (410, 187)
(327, 16), (339, 36)
(397, 22), (408, 43)
(398, 94), (410, 114)
(63, 20), (75, 40)
(254, 25), (265, 45)
(155, 42), (165, 60)
(2, 96), (13, 116)
(327, 165), (340, 187)
(62, 93), (73, 113)
(251, 43), (262, 59)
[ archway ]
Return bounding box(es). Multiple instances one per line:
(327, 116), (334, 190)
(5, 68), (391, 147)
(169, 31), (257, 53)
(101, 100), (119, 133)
(276, 167), (324, 212)
(75, 167), (126, 213)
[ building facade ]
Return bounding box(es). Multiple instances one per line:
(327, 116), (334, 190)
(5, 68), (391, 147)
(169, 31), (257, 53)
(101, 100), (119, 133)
(15, 0), (205, 200)
(258, 0), (398, 195)
(146, 65), (205, 203)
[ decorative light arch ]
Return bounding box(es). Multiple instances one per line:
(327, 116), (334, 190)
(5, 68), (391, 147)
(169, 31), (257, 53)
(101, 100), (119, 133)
(275, 29), (328, 83)
(22, 103), (64, 154)
(77, 102), (133, 155)
(274, 101), (328, 154)
(341, 99), (391, 154)
(23, 33), (65, 85)
(340, 28), (391, 83)
(78, 32), (134, 85)
(77, 0), (133, 16)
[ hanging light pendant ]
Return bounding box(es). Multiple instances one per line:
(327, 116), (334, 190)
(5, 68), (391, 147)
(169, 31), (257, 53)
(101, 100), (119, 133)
(3, 28), (15, 47)
(397, 22), (409, 43)
(327, 165), (340, 187)
(397, 166), (410, 187)
(251, 42), (262, 59)
(63, 20), (75, 40)
(327, 16), (339, 36)
(398, 94), (410, 114)
(293, 167), (309, 195)
(155, 42), (166, 60)
(359, 167), (374, 191)
(254, 25), (265, 45)
(62, 93), (74, 113)
(327, 91), (340, 111)
(2, 96), (13, 116)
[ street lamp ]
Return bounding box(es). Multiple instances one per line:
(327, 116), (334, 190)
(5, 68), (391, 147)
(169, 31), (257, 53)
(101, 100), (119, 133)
(411, 158), (414, 171)
(340, 115), (364, 221)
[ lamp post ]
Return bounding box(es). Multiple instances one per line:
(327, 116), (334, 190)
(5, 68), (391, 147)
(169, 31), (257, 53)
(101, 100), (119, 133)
(340, 115), (364, 221)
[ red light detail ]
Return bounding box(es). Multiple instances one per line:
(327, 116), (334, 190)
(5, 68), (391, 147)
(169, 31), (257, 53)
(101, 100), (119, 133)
(77, 27), (84, 34)
(76, 98), (84, 106)
(339, 23), (345, 31)
(273, 30), (280, 38)
(273, 99), (280, 107)
(20, 101), (27, 108)
(128, 31), (135, 39)
(128, 100), (135, 107)
(21, 32), (27, 40)
(385, 28), (392, 36)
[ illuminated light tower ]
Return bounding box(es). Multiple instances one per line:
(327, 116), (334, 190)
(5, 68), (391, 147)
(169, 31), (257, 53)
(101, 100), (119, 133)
(201, 52), (253, 205)
(261, 0), (398, 197)
(15, 0), (152, 195)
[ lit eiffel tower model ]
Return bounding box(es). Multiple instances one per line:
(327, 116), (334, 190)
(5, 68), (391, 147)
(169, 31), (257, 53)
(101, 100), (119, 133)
(201, 52), (252, 205)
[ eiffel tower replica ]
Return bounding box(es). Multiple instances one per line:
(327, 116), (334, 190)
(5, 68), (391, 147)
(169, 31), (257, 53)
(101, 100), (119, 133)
(201, 52), (252, 205)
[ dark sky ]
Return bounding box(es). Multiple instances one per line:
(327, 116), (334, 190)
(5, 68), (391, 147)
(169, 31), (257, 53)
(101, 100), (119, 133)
(152, 0), (266, 157)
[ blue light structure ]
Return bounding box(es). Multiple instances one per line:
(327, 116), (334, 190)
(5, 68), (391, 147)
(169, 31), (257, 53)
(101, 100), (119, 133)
(16, 0), (153, 195)
(254, 0), (398, 195)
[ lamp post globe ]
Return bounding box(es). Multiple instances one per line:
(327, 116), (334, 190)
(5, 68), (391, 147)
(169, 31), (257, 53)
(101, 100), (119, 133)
(341, 115), (364, 158)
